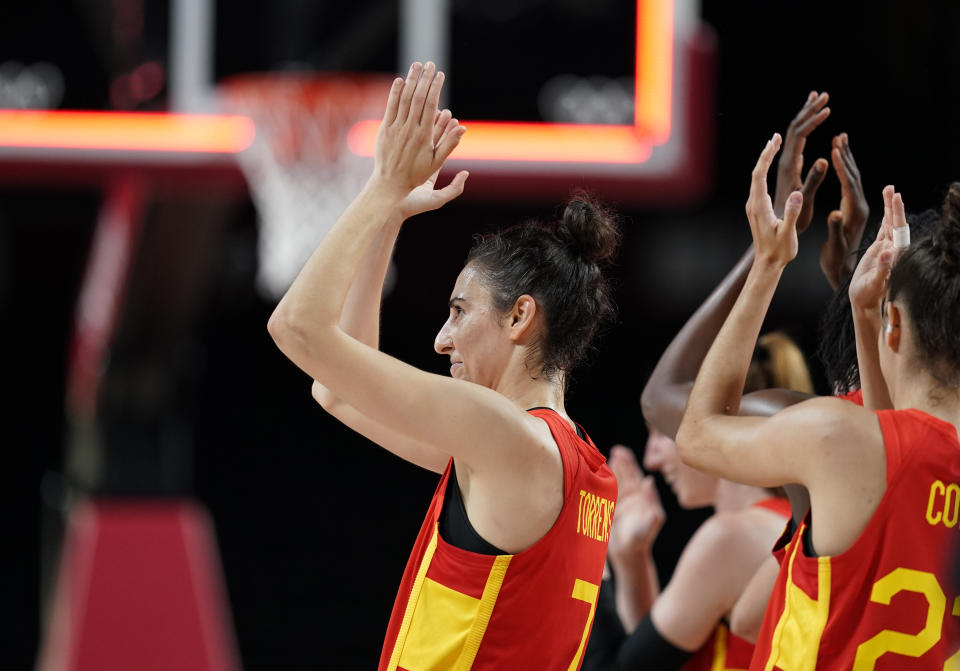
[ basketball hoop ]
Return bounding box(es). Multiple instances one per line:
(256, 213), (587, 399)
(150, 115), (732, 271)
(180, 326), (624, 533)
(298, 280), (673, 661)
(219, 74), (392, 299)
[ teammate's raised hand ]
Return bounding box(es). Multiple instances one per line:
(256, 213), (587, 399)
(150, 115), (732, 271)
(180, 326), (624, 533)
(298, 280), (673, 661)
(773, 91), (830, 234)
(607, 445), (665, 560)
(747, 134), (803, 269)
(820, 133), (870, 288)
(849, 185), (907, 315)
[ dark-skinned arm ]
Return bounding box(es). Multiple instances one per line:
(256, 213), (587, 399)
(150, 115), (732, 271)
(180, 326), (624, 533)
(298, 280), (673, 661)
(640, 92), (830, 439)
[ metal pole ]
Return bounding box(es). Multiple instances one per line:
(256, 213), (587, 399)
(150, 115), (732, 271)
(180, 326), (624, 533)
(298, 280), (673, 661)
(400, 0), (449, 105)
(169, 0), (215, 112)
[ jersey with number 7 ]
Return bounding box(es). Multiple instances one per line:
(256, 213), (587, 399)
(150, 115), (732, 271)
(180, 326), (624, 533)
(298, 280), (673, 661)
(751, 408), (960, 670)
(378, 408), (617, 671)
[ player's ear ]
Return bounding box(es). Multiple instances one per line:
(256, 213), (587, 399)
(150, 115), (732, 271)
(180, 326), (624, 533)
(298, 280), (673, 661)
(884, 303), (902, 353)
(508, 294), (538, 343)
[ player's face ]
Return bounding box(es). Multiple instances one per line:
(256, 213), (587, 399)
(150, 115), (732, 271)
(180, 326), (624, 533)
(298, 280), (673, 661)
(434, 265), (512, 388)
(642, 427), (717, 509)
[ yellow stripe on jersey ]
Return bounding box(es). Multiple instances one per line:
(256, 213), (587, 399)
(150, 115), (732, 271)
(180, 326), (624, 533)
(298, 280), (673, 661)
(710, 623), (747, 671)
(763, 525), (831, 671)
(390, 524), (513, 671)
(387, 526), (440, 671)
(453, 555), (511, 671)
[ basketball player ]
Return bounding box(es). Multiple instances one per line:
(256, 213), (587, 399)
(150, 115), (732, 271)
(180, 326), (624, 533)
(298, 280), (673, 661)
(586, 333), (812, 671)
(584, 92), (842, 671)
(676, 135), (960, 669)
(268, 62), (619, 670)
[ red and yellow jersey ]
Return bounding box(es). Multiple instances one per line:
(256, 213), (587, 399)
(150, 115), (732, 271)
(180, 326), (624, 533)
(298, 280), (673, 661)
(684, 622), (755, 671)
(682, 498), (793, 671)
(378, 408), (618, 671)
(750, 408), (960, 671)
(839, 389), (864, 406)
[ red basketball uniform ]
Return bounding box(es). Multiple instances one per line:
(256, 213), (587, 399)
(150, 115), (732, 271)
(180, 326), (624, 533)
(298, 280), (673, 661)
(839, 389), (864, 406)
(378, 408), (618, 671)
(682, 498), (792, 671)
(750, 408), (960, 670)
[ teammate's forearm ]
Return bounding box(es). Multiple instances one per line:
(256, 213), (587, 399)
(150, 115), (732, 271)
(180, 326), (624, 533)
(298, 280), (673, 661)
(642, 246), (755, 438)
(610, 553), (660, 632)
(678, 261), (783, 459)
(852, 307), (894, 410)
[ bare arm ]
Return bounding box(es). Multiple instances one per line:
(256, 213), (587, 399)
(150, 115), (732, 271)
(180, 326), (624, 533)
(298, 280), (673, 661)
(674, 137), (887, 558)
(729, 555), (780, 643)
(675, 135), (814, 487)
(640, 248), (755, 439)
(268, 63), (552, 479)
(641, 93), (829, 439)
(311, 155), (468, 473)
(650, 513), (771, 651)
(849, 186), (909, 411)
(311, 218), (451, 473)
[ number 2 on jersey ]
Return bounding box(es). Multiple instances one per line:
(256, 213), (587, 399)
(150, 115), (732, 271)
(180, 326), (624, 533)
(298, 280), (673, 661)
(852, 567), (958, 671)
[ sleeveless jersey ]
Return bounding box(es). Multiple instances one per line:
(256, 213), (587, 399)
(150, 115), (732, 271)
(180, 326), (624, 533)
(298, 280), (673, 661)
(682, 498), (792, 671)
(378, 408), (618, 671)
(839, 389), (863, 406)
(750, 408), (960, 670)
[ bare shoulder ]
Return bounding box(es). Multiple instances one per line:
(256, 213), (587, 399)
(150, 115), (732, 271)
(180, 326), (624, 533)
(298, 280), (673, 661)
(522, 412), (568, 468)
(773, 395), (881, 445)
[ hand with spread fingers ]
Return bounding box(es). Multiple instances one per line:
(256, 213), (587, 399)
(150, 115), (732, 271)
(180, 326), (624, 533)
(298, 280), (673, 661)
(820, 132), (870, 288)
(373, 61), (466, 197)
(773, 91), (830, 234)
(607, 445), (666, 562)
(849, 185), (907, 317)
(747, 134), (804, 269)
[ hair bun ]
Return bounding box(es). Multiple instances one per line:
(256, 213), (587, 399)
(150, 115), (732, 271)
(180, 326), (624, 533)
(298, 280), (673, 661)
(558, 191), (621, 264)
(935, 182), (960, 269)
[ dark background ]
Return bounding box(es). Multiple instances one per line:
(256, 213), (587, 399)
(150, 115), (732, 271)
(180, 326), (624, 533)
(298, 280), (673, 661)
(3, 1), (960, 668)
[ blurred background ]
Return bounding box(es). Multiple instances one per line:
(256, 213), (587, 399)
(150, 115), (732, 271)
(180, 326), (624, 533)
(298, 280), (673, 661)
(3, 0), (959, 668)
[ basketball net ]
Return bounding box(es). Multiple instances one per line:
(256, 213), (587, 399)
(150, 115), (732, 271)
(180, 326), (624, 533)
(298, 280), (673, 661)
(219, 74), (392, 299)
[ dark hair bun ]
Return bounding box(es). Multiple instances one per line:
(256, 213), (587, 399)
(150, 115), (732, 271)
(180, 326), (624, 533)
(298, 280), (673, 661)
(558, 191), (621, 264)
(936, 182), (960, 269)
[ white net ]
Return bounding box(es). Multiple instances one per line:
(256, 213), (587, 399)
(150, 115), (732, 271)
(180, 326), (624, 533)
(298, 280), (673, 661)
(220, 74), (391, 299)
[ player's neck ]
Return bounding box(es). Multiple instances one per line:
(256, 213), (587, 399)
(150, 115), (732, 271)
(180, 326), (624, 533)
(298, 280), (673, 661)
(500, 373), (569, 423)
(894, 371), (960, 432)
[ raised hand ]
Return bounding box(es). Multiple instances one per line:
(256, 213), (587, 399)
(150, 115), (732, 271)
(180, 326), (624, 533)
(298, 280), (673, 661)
(849, 185), (906, 315)
(773, 91), (830, 234)
(607, 445), (665, 562)
(397, 108), (469, 219)
(820, 133), (870, 288)
(747, 134), (804, 269)
(373, 62), (466, 196)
